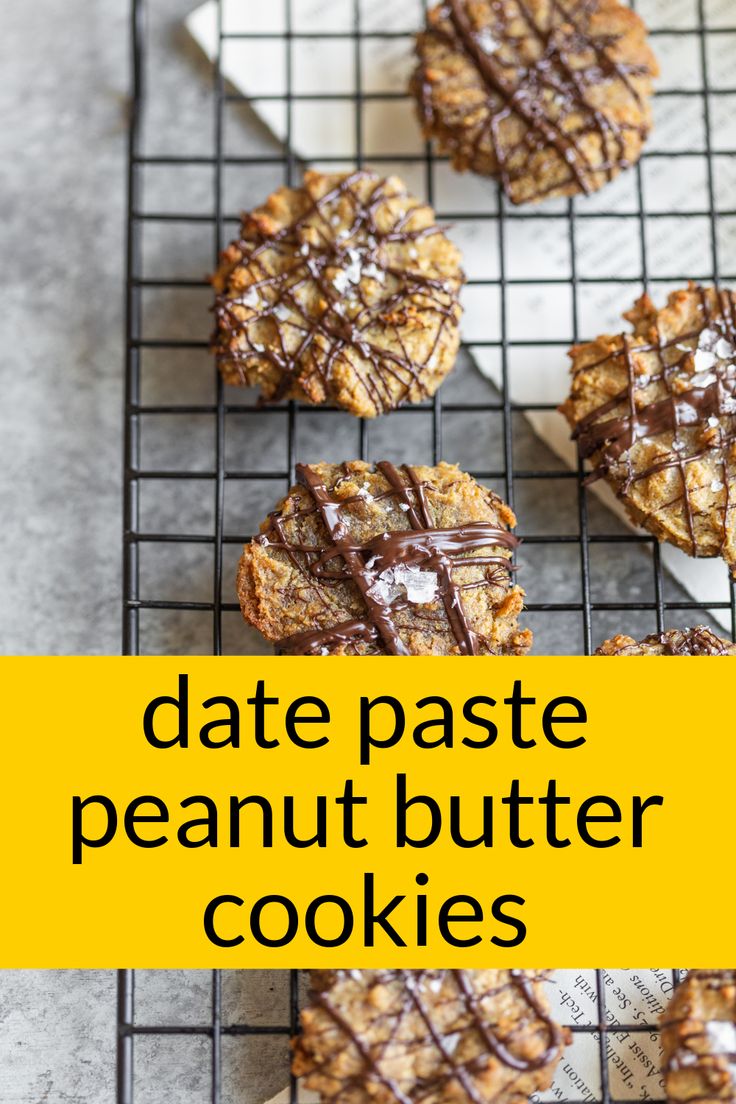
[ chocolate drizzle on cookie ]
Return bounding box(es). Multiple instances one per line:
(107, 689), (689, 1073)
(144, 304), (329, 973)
(415, 0), (656, 203)
(212, 171), (463, 415)
(258, 461), (520, 656)
(305, 969), (565, 1104)
(569, 285), (736, 558)
(597, 626), (736, 656)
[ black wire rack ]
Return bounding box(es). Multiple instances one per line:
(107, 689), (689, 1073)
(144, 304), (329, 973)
(120, 0), (731, 1098)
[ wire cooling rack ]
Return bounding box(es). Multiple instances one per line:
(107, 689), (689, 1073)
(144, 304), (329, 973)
(123, 0), (736, 659)
(121, 0), (729, 1099)
(117, 968), (682, 1104)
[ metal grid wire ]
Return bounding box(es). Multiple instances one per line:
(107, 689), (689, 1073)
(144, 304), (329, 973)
(116, 969), (683, 1104)
(123, 0), (736, 659)
(120, 0), (729, 1099)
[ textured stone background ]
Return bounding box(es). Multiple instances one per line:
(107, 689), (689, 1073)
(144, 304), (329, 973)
(0, 0), (721, 1100)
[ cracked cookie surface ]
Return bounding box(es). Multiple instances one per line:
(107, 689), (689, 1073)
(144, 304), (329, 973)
(293, 969), (567, 1104)
(237, 460), (531, 656)
(211, 170), (464, 417)
(561, 286), (736, 572)
(412, 0), (658, 205)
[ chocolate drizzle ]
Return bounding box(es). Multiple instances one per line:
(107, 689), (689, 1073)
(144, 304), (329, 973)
(568, 285), (736, 559)
(302, 969), (565, 1104)
(597, 626), (736, 656)
(212, 171), (463, 414)
(259, 461), (521, 656)
(415, 0), (656, 203)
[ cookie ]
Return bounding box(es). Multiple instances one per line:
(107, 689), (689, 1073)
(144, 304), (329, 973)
(293, 969), (567, 1104)
(412, 0), (658, 205)
(595, 627), (736, 656)
(661, 971), (736, 1104)
(560, 286), (736, 571)
(237, 460), (531, 656)
(211, 170), (464, 417)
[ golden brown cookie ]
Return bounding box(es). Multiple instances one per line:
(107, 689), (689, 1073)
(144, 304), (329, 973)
(412, 0), (658, 205)
(293, 969), (567, 1104)
(560, 286), (736, 572)
(211, 170), (464, 417)
(595, 627), (736, 655)
(661, 971), (736, 1104)
(237, 460), (531, 655)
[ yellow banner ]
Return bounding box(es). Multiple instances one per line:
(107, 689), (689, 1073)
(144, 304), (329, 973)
(0, 656), (732, 966)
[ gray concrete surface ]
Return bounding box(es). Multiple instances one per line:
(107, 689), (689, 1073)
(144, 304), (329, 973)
(0, 0), (728, 1101)
(1, 0), (126, 1095)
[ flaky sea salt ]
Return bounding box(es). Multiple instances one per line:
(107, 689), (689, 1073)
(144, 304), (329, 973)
(239, 286), (260, 308)
(367, 564), (439, 605)
(363, 261), (385, 283)
(711, 480), (725, 492)
(694, 348), (718, 373)
(476, 27), (498, 53)
(709, 416), (720, 427)
(332, 269), (350, 295)
(344, 248), (364, 285)
(691, 369), (718, 387)
(273, 303), (290, 321)
(395, 564), (438, 604)
(699, 327), (720, 350)
(706, 1021), (736, 1054)
(251, 342), (265, 352)
(673, 1051), (698, 1068)
(716, 337), (735, 360)
(444, 1033), (461, 1054)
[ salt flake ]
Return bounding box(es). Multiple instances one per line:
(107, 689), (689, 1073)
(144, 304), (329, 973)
(699, 327), (720, 351)
(395, 564), (438, 604)
(694, 349), (718, 373)
(239, 287), (260, 308)
(367, 564), (439, 605)
(363, 261), (385, 283)
(476, 27), (498, 53)
(332, 270), (350, 295)
(706, 1021), (736, 1054)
